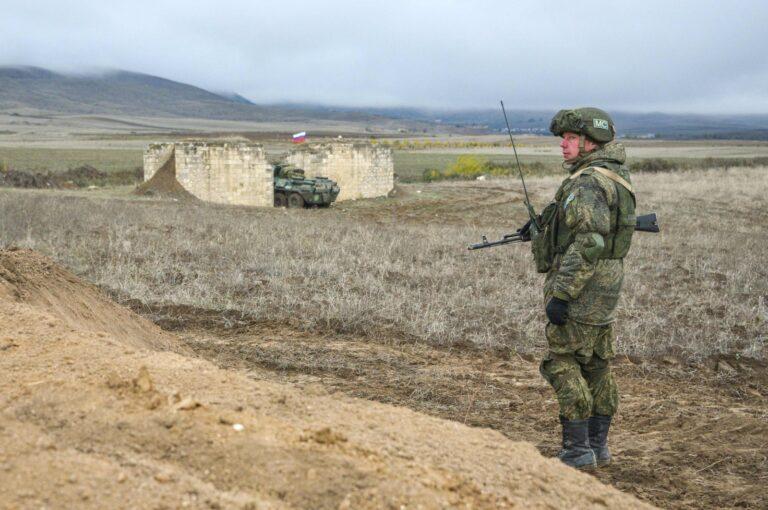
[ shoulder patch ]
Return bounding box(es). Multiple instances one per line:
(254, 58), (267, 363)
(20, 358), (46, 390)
(564, 192), (576, 210)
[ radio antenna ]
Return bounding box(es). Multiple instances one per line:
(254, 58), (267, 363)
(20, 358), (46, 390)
(500, 100), (537, 224)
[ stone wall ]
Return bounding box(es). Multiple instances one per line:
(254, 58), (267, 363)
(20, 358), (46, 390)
(143, 142), (273, 207)
(285, 143), (393, 201)
(143, 143), (175, 181)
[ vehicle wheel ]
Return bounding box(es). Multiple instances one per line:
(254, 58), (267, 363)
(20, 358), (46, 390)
(274, 192), (287, 207)
(288, 193), (305, 208)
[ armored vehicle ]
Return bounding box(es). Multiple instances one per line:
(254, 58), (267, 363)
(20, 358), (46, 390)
(273, 164), (340, 208)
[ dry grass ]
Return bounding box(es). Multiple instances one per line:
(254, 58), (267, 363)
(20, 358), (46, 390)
(0, 147), (142, 173)
(623, 167), (768, 358)
(0, 166), (765, 360)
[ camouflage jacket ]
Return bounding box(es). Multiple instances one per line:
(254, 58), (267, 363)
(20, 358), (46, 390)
(543, 142), (632, 325)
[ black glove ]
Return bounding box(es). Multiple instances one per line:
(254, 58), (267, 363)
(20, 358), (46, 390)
(546, 297), (569, 325)
(517, 220), (532, 241)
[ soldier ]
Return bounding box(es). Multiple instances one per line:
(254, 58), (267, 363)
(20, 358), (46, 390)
(522, 108), (635, 470)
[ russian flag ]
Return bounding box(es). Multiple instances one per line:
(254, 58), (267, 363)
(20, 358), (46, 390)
(292, 131), (306, 143)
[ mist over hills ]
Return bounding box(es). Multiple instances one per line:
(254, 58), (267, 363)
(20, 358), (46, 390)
(2, 66), (767, 139)
(0, 66), (261, 119)
(0, 66), (383, 123)
(322, 105), (768, 140)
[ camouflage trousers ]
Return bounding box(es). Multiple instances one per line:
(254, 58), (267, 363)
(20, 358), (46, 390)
(539, 321), (619, 420)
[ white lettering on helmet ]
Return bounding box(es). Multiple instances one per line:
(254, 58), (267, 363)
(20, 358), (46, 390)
(593, 118), (610, 130)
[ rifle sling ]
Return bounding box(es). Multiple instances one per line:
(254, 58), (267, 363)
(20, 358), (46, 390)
(570, 166), (634, 194)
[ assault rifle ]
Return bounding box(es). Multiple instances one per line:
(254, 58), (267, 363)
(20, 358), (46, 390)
(468, 212), (660, 250)
(469, 100), (661, 251)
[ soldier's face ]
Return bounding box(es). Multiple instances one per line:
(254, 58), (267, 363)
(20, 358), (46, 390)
(560, 132), (597, 161)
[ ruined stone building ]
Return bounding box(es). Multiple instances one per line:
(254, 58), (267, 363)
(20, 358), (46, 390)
(143, 142), (273, 207)
(143, 141), (393, 206)
(284, 143), (394, 201)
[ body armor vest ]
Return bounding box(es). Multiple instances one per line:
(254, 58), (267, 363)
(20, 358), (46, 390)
(531, 164), (635, 273)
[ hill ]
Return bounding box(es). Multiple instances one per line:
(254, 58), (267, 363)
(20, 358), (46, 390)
(310, 105), (768, 139)
(0, 66), (386, 123)
(3, 66), (768, 138)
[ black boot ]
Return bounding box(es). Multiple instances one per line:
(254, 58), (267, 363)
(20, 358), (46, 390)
(559, 418), (596, 470)
(588, 415), (612, 466)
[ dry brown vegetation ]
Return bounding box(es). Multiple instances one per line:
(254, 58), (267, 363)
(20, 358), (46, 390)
(1, 163), (767, 510)
(0, 165), (765, 361)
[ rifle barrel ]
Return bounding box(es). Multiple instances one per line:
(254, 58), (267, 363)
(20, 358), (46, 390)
(467, 235), (524, 250)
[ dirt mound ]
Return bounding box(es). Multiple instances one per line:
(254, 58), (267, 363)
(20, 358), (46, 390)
(0, 165), (110, 189)
(0, 168), (58, 188)
(58, 164), (108, 185)
(387, 183), (410, 197)
(133, 149), (198, 201)
(0, 248), (178, 351)
(0, 250), (653, 509)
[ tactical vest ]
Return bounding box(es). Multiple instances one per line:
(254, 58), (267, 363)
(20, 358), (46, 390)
(531, 164), (635, 273)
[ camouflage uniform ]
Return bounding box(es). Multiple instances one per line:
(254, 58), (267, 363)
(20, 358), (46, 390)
(538, 141), (632, 421)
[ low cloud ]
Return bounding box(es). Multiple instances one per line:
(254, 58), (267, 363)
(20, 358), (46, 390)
(2, 0), (767, 113)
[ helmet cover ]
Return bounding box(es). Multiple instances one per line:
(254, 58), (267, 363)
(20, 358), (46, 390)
(549, 107), (615, 143)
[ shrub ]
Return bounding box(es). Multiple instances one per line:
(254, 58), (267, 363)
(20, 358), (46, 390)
(422, 168), (443, 182)
(445, 155), (486, 179)
(418, 159), (553, 183)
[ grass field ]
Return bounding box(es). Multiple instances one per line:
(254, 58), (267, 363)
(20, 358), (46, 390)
(393, 150), (768, 182)
(0, 144), (554, 180)
(0, 165), (764, 360)
(393, 151), (562, 181)
(1, 133), (767, 184)
(0, 147), (142, 173)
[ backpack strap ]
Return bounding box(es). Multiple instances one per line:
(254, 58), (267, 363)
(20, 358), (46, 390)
(570, 166), (634, 194)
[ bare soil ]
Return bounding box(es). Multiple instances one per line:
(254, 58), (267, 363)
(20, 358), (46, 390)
(133, 149), (197, 201)
(0, 164), (112, 189)
(0, 249), (653, 509)
(168, 316), (768, 510)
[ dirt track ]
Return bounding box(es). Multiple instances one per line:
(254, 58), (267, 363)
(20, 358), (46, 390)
(0, 249), (653, 509)
(164, 317), (768, 510)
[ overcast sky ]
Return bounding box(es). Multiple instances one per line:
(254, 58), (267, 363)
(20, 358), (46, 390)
(3, 0), (768, 113)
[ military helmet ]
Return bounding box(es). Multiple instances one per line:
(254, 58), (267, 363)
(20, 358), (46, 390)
(549, 107), (615, 143)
